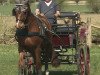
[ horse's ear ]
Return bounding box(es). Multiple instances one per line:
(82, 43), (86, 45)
(12, 8), (16, 16)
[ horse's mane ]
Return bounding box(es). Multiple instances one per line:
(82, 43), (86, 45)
(37, 14), (52, 30)
(25, 2), (31, 14)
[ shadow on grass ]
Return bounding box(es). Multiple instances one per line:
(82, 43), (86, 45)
(43, 71), (78, 75)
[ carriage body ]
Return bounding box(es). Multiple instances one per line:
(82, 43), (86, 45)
(52, 12), (80, 50)
(50, 12), (90, 75)
(52, 27), (78, 47)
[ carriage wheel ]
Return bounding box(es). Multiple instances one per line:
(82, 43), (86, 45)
(18, 61), (27, 75)
(44, 63), (49, 75)
(27, 62), (34, 75)
(85, 46), (90, 75)
(44, 54), (50, 75)
(18, 61), (34, 75)
(18, 54), (34, 75)
(78, 48), (85, 75)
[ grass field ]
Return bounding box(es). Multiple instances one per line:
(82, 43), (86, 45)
(0, 44), (100, 75)
(0, 3), (91, 16)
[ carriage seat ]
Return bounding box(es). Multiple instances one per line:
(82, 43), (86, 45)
(59, 12), (80, 19)
(52, 25), (79, 35)
(52, 12), (80, 34)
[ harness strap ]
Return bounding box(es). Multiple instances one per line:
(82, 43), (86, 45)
(35, 15), (47, 36)
(28, 32), (40, 37)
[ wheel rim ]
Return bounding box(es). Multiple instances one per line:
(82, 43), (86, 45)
(27, 64), (34, 75)
(79, 49), (85, 75)
(18, 67), (27, 75)
(86, 47), (90, 75)
(18, 52), (34, 75)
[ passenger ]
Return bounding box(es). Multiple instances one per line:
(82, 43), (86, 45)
(35, 0), (60, 24)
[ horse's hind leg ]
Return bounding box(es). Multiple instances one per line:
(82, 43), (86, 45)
(34, 47), (42, 75)
(45, 41), (60, 67)
(51, 50), (61, 67)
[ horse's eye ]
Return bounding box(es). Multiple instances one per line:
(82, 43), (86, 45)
(16, 7), (20, 11)
(24, 11), (27, 14)
(22, 7), (27, 11)
(23, 5), (28, 9)
(23, 9), (27, 14)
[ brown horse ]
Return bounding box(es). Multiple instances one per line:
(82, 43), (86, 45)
(12, 1), (60, 75)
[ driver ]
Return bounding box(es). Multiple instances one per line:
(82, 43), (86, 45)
(35, 0), (60, 24)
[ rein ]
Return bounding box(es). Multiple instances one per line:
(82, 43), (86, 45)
(22, 13), (47, 36)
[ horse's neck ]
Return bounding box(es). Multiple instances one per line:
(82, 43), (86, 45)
(27, 14), (52, 40)
(27, 14), (52, 33)
(37, 15), (52, 30)
(28, 14), (40, 32)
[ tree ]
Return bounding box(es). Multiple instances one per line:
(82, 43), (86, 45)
(55, 0), (68, 10)
(9, 0), (15, 3)
(87, 0), (100, 13)
(0, 0), (7, 5)
(74, 0), (80, 4)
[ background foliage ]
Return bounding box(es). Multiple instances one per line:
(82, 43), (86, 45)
(87, 0), (100, 13)
(0, 1), (100, 44)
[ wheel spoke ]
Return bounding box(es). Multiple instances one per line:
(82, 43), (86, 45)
(18, 52), (34, 75)
(78, 48), (85, 75)
(85, 46), (90, 75)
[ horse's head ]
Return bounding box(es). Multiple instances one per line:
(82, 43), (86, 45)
(12, 2), (31, 29)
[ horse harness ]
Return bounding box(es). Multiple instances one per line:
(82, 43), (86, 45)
(15, 13), (49, 38)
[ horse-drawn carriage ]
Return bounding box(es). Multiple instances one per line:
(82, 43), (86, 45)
(51, 12), (90, 75)
(17, 12), (90, 75)
(42, 12), (90, 75)
(12, 2), (90, 75)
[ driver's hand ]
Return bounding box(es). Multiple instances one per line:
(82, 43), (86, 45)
(40, 13), (45, 16)
(54, 11), (60, 17)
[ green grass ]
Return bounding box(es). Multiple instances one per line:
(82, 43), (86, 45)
(0, 44), (100, 75)
(0, 3), (91, 16)
(62, 5), (91, 13)
(0, 3), (37, 16)
(0, 44), (18, 75)
(90, 44), (100, 75)
(0, 4), (14, 15)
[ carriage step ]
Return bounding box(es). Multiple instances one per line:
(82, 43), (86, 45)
(54, 49), (61, 52)
(43, 61), (77, 64)
(54, 49), (68, 53)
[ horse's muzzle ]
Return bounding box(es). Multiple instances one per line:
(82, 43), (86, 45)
(16, 21), (25, 29)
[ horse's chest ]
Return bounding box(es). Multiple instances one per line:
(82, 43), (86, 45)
(19, 37), (42, 47)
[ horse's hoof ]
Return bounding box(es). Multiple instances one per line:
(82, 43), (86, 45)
(51, 58), (60, 67)
(51, 51), (61, 67)
(45, 70), (49, 75)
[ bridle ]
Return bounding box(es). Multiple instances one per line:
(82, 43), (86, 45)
(15, 4), (30, 26)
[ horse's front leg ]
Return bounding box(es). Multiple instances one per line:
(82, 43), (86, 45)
(18, 51), (25, 68)
(34, 47), (42, 75)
